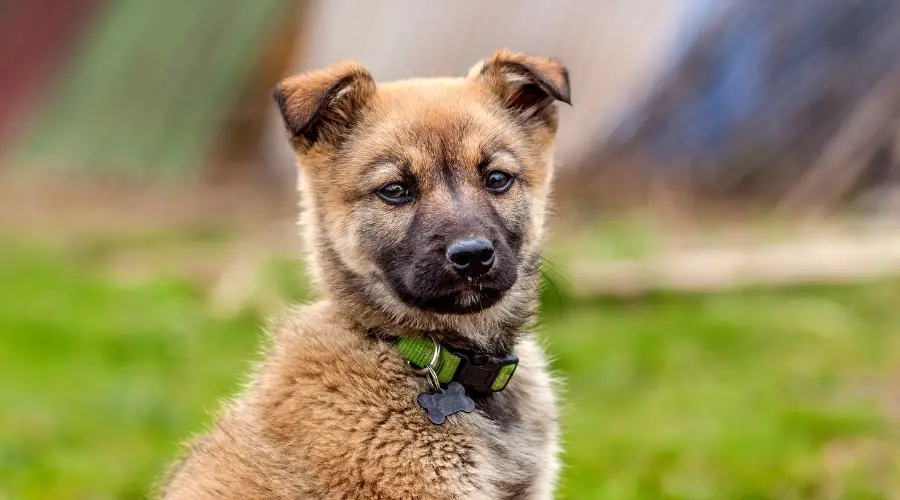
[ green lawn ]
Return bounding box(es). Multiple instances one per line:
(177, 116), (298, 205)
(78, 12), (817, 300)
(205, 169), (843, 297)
(1, 236), (899, 499)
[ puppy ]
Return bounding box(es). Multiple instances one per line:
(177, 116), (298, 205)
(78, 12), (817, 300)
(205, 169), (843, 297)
(159, 50), (571, 500)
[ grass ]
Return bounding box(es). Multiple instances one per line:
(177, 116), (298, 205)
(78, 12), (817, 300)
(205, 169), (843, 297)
(1, 234), (899, 499)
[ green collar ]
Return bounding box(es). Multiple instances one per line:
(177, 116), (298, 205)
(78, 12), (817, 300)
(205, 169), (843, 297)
(395, 337), (518, 395)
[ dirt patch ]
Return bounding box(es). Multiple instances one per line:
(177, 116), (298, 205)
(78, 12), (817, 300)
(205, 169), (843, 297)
(0, 173), (305, 315)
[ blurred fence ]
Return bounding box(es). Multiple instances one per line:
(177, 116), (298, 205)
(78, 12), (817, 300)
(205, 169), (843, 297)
(573, 0), (900, 213)
(4, 1), (900, 215)
(1, 0), (297, 180)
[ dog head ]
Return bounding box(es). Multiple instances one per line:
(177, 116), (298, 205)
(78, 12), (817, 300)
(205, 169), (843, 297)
(274, 50), (570, 351)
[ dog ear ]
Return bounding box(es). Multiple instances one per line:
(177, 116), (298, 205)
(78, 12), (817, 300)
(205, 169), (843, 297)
(468, 50), (571, 127)
(273, 61), (376, 151)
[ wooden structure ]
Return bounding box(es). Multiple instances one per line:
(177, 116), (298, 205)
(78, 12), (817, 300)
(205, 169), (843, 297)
(2, 0), (299, 182)
(582, 0), (900, 211)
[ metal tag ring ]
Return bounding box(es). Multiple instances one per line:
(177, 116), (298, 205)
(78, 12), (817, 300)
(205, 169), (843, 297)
(409, 339), (441, 391)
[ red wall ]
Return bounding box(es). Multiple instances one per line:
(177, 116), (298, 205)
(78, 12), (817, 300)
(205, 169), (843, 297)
(0, 0), (102, 151)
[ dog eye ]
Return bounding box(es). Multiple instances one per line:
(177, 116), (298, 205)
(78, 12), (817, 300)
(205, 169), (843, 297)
(484, 171), (514, 194)
(376, 182), (414, 204)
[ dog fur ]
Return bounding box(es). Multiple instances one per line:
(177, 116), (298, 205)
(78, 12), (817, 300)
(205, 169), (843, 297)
(158, 50), (570, 500)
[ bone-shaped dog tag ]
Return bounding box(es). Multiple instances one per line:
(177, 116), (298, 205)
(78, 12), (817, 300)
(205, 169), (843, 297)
(417, 381), (475, 425)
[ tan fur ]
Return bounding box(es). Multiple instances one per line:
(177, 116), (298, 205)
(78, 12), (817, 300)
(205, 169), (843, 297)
(158, 51), (570, 499)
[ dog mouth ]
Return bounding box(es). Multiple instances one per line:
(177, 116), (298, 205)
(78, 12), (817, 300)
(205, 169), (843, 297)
(395, 282), (509, 315)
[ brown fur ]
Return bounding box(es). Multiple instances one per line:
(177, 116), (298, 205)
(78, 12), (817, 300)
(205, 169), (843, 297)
(158, 50), (571, 499)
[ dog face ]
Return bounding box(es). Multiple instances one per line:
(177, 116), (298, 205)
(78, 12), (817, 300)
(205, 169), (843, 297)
(274, 51), (570, 348)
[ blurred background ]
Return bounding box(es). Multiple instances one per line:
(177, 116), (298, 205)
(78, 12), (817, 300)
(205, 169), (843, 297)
(2, 1), (900, 498)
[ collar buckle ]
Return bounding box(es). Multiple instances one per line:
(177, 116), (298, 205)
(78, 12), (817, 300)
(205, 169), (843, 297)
(452, 350), (519, 395)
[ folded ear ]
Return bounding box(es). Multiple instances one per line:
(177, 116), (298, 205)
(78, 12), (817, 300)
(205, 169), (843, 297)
(469, 50), (571, 128)
(273, 61), (376, 151)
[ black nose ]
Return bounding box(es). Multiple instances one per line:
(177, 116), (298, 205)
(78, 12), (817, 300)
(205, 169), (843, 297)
(446, 238), (495, 277)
